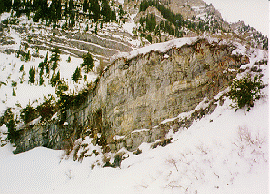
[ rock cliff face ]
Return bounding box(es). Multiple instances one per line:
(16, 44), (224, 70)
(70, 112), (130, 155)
(14, 37), (248, 153)
(64, 37), (247, 151)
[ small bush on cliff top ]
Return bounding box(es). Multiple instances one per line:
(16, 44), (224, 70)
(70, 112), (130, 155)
(37, 95), (55, 121)
(0, 108), (19, 142)
(20, 104), (38, 124)
(228, 73), (265, 111)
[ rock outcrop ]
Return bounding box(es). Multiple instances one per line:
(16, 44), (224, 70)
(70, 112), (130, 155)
(14, 37), (249, 154)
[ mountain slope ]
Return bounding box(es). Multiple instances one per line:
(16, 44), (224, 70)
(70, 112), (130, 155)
(0, 0), (268, 193)
(0, 63), (268, 193)
(0, 0), (268, 153)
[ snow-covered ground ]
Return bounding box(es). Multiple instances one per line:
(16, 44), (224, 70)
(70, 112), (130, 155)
(0, 50), (97, 113)
(0, 9), (140, 118)
(0, 7), (268, 194)
(0, 60), (268, 193)
(0, 13), (99, 116)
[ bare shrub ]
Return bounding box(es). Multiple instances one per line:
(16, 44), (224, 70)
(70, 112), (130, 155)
(166, 158), (179, 172)
(78, 149), (89, 162)
(234, 126), (268, 164)
(237, 126), (265, 147)
(65, 169), (73, 180)
(62, 138), (74, 157)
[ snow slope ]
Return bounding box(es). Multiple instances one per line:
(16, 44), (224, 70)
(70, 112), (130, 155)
(0, 9), (138, 118)
(0, 62), (268, 194)
(0, 10), (268, 193)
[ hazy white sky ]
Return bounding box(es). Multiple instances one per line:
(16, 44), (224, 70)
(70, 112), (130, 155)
(202, 0), (269, 36)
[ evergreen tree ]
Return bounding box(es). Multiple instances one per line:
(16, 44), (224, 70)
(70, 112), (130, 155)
(33, 0), (49, 22)
(72, 67), (82, 82)
(0, 1), (5, 14)
(37, 96), (55, 121)
(13, 0), (22, 12)
(69, 12), (75, 28)
(39, 75), (44, 85)
(55, 0), (62, 20)
(55, 80), (68, 96)
(48, 3), (57, 22)
(24, 0), (32, 17)
(20, 104), (37, 124)
(55, 70), (60, 84)
(44, 51), (49, 64)
(154, 25), (160, 36)
(43, 52), (50, 75)
(145, 14), (156, 32)
(90, 0), (100, 22)
(94, 23), (98, 34)
(12, 88), (16, 96)
(51, 47), (61, 71)
(81, 52), (94, 73)
(45, 62), (50, 75)
(146, 34), (152, 43)
(19, 65), (24, 72)
(83, 0), (89, 13)
(67, 55), (71, 63)
(111, 9), (116, 21)
(38, 61), (44, 69)
(39, 62), (45, 85)
(118, 5), (124, 19)
(64, 1), (68, 17)
(33, 8), (42, 22)
(101, 0), (112, 22)
(25, 50), (31, 62)
(51, 70), (60, 87)
(7, 118), (17, 142)
(3, 0), (12, 13)
(29, 66), (35, 84)
(85, 23), (89, 32)
(2, 109), (17, 142)
(68, 0), (74, 14)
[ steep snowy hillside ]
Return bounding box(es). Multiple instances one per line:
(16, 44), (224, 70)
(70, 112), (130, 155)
(0, 62), (268, 193)
(0, 0), (141, 133)
(0, 0), (268, 193)
(0, 42), (268, 193)
(0, 0), (267, 124)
